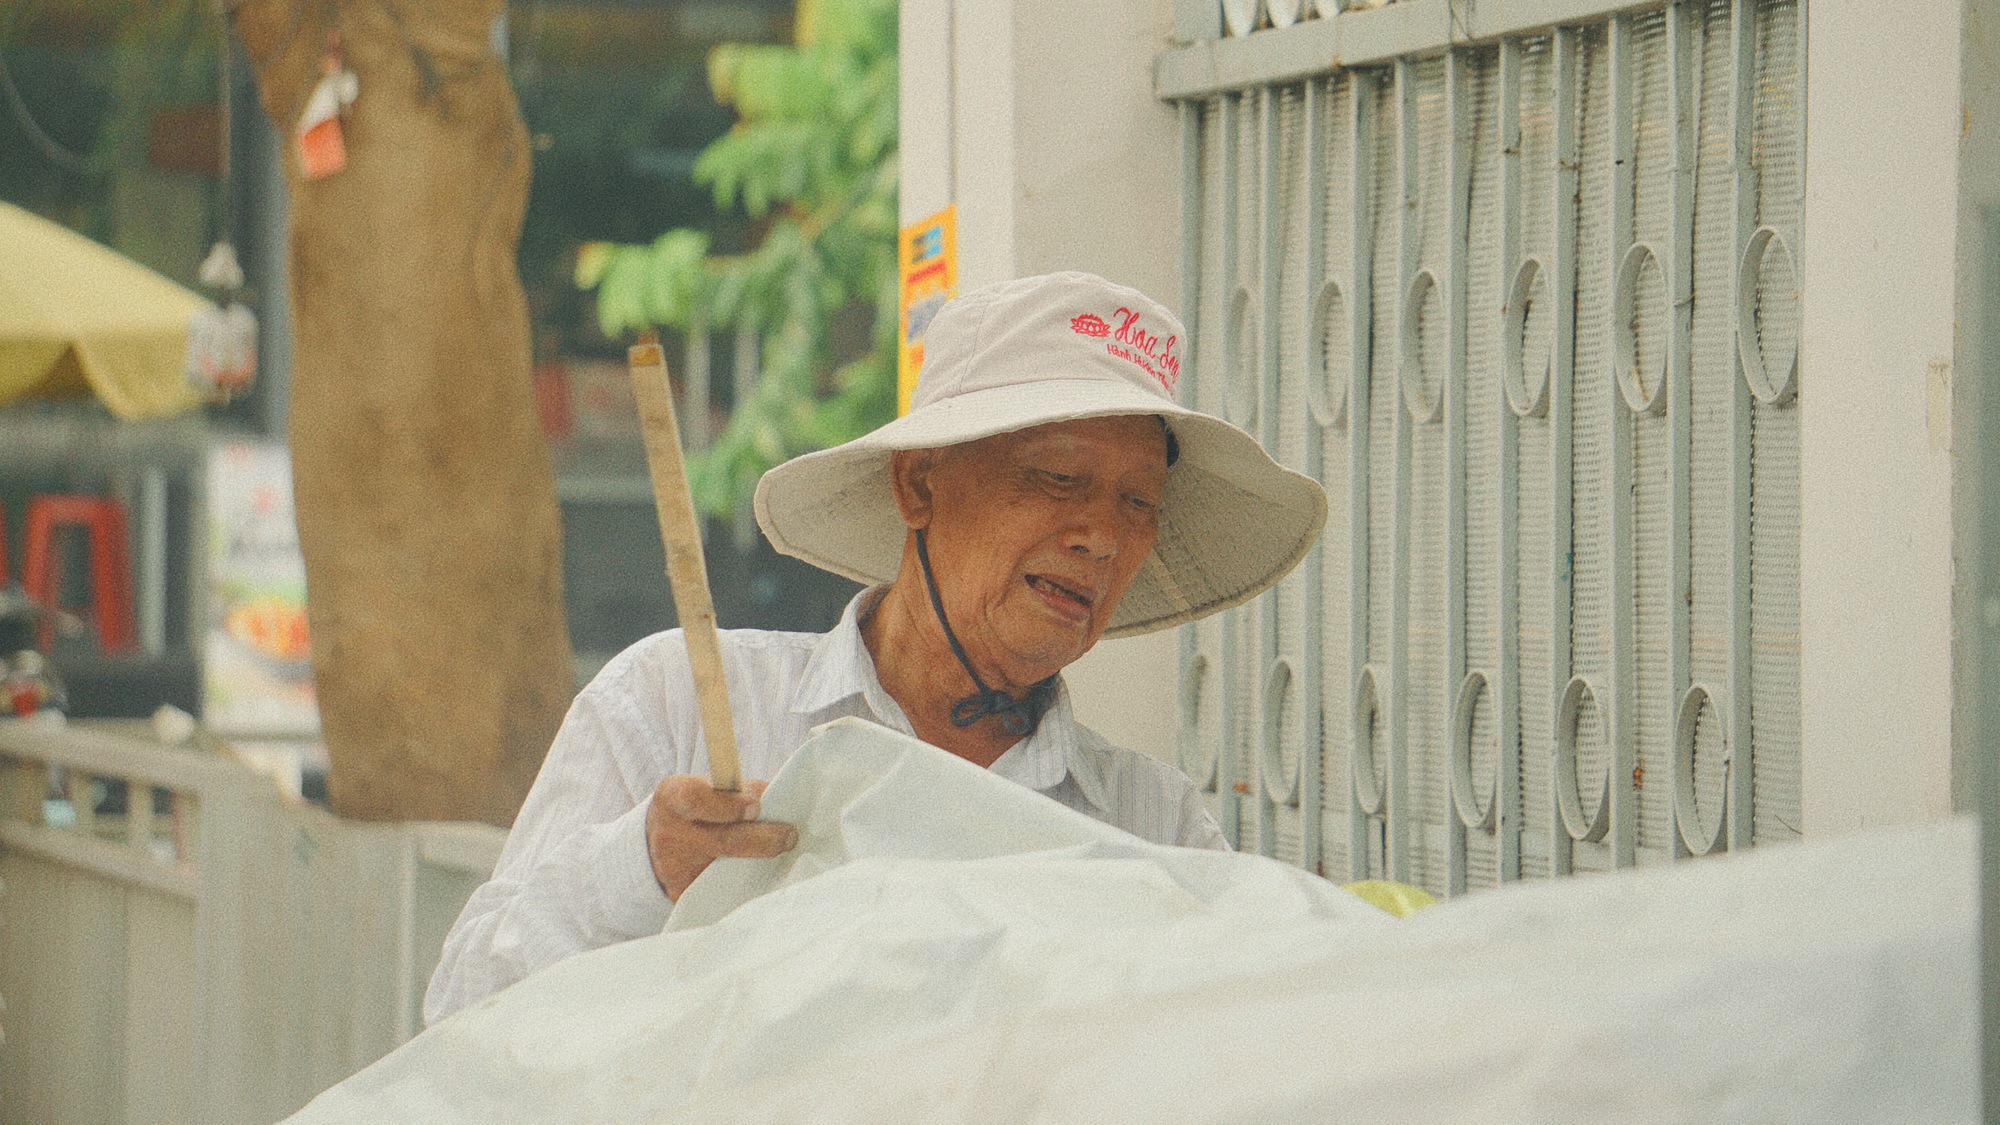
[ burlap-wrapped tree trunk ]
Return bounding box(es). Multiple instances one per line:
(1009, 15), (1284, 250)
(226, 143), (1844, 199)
(235, 0), (573, 824)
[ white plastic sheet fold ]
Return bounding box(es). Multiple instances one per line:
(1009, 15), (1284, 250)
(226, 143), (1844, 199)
(286, 718), (1974, 1124)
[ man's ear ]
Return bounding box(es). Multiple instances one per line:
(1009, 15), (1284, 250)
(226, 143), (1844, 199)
(888, 449), (942, 530)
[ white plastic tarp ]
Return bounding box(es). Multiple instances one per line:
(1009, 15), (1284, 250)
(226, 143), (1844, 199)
(286, 717), (1975, 1124)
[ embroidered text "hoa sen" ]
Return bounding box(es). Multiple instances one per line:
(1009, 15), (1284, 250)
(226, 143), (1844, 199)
(1069, 308), (1180, 393)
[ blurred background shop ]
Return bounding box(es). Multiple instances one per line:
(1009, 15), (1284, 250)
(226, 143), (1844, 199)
(0, 0), (870, 802)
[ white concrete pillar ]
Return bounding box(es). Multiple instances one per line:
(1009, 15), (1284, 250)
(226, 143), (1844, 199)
(1800, 1), (1963, 833)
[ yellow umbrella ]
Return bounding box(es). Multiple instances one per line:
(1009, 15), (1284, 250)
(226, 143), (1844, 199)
(0, 199), (207, 419)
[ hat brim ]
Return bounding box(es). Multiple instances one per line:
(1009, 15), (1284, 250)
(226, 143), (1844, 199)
(753, 378), (1327, 639)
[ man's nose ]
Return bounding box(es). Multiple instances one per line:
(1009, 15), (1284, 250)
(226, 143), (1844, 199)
(1062, 491), (1123, 559)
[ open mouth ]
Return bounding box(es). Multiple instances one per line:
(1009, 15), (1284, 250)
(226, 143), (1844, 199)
(1025, 573), (1093, 612)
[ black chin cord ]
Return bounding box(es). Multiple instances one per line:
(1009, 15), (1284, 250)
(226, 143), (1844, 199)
(913, 529), (1057, 737)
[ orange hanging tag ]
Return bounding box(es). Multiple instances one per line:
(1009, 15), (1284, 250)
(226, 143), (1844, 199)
(297, 36), (358, 180)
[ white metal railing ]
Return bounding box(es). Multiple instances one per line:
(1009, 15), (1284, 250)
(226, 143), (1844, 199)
(1166, 0), (1801, 893)
(0, 719), (505, 1123)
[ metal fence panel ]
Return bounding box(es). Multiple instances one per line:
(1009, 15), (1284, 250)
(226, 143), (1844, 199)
(1169, 0), (1802, 892)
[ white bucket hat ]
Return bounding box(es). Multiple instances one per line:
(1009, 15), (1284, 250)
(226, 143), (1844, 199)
(753, 271), (1327, 638)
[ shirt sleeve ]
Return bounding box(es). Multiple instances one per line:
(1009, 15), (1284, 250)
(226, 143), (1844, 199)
(1176, 788), (1232, 851)
(423, 642), (686, 1026)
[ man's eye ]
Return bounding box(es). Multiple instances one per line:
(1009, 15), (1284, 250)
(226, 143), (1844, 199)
(1042, 471), (1080, 486)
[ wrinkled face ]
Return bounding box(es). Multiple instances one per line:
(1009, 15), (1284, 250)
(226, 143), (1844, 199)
(892, 415), (1170, 686)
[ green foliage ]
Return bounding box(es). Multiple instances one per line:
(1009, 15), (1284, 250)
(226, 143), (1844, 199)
(577, 0), (897, 518)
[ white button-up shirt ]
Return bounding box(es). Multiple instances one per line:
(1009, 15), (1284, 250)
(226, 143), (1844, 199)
(424, 589), (1226, 1025)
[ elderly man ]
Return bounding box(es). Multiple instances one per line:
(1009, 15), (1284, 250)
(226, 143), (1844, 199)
(425, 272), (1324, 1024)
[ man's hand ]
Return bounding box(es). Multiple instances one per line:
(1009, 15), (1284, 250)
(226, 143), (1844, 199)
(646, 775), (798, 901)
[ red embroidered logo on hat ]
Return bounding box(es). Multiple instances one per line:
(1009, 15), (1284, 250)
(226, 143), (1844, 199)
(1089, 306), (1180, 394)
(1069, 313), (1110, 338)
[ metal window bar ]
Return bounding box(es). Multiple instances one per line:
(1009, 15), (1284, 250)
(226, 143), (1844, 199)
(1167, 0), (1801, 894)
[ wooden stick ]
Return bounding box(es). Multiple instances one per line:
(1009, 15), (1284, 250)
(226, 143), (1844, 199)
(628, 330), (742, 792)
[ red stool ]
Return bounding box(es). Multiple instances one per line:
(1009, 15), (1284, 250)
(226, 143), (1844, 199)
(21, 495), (136, 653)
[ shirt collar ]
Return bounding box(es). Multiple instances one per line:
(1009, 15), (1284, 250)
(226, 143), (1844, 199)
(790, 587), (911, 732)
(792, 587), (1097, 805)
(987, 681), (1083, 798)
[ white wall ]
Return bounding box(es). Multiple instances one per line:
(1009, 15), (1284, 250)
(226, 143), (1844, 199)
(898, 3), (953, 229)
(899, 0), (1185, 760)
(1800, 1), (1963, 833)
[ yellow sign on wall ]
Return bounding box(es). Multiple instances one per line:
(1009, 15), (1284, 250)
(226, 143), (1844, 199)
(897, 205), (957, 416)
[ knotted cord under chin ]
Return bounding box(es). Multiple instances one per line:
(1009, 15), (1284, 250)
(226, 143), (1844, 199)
(913, 528), (1057, 737)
